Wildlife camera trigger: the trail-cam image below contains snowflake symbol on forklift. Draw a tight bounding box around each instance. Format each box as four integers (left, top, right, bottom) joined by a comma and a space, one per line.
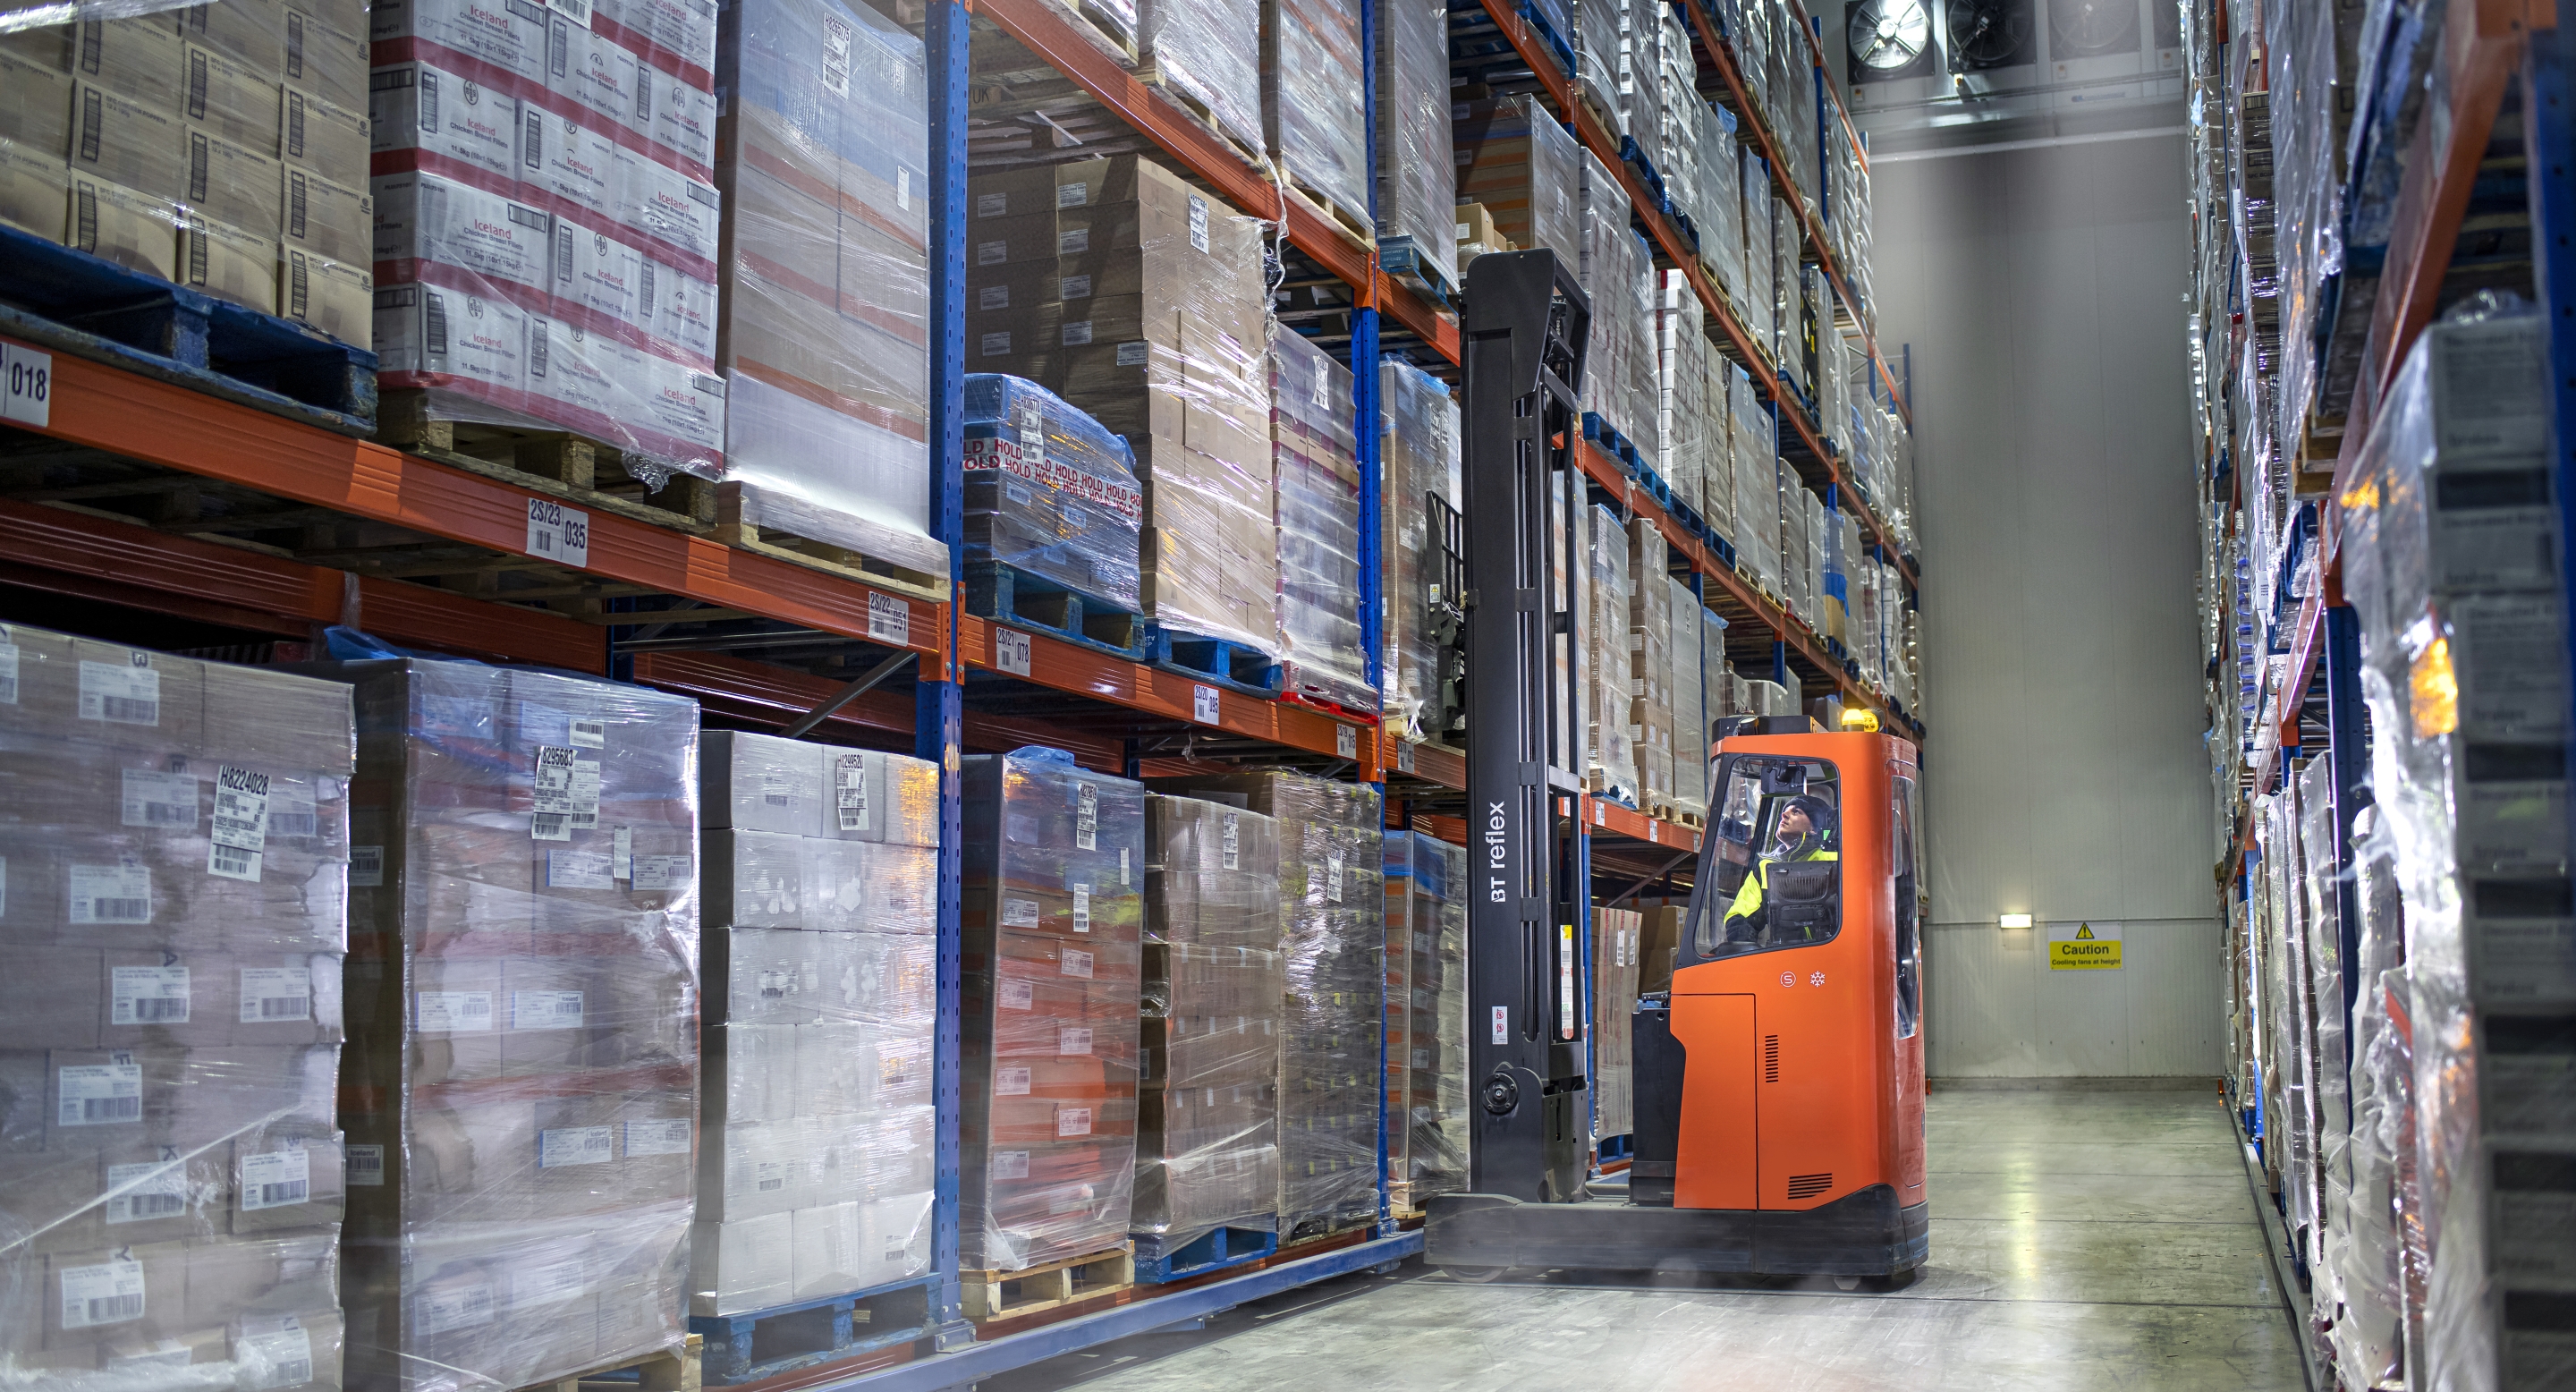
1779, 972, 1794, 988
1809, 972, 1826, 988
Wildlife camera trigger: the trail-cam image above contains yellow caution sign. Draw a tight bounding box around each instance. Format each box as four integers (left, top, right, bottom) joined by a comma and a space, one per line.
2047, 921, 2123, 971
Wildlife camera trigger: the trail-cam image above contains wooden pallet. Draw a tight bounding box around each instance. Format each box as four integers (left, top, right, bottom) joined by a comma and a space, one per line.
1131, 61, 1272, 178
715, 481, 949, 604
963, 1243, 1135, 1322
1281, 172, 1376, 250
377, 389, 717, 536
1667, 806, 1709, 830
513, 1333, 700, 1392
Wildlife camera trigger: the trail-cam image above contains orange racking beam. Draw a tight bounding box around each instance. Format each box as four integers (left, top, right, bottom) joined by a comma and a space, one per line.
7, 337, 949, 661
631, 649, 1134, 770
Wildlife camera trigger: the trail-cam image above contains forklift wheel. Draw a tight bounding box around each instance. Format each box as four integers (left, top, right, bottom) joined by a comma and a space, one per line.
1441, 1265, 1513, 1284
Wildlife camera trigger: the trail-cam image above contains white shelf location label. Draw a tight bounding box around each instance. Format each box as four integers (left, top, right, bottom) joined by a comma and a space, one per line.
867, 592, 909, 647
1335, 724, 1358, 760
524, 498, 589, 567
2, 344, 52, 428
995, 627, 1032, 677
1191, 684, 1220, 725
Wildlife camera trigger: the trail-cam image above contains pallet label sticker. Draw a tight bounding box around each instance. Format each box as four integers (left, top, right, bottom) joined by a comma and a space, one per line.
240, 1145, 313, 1210
58, 1061, 142, 1126
2, 343, 50, 428
111, 964, 190, 1025
996, 626, 1034, 677
105, 1156, 190, 1222
59, 1257, 145, 1328
868, 591, 910, 646
209, 765, 271, 881
2047, 921, 2123, 971
117, 767, 191, 828
524, 497, 590, 566
241, 967, 313, 1023
346, 1144, 384, 1185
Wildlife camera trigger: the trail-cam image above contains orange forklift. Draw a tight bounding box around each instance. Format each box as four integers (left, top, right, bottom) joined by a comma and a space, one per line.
1422, 250, 1928, 1283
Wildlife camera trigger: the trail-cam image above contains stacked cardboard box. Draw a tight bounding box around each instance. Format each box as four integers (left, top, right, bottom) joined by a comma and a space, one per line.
963, 373, 1146, 612
1671, 575, 1708, 819
369, 0, 728, 475
1135, 795, 1282, 1244
1689, 99, 1742, 306
1628, 517, 1673, 811
1383, 830, 1467, 1210
1148, 772, 1381, 1239
0, 627, 354, 1388
691, 733, 937, 1315
1268, 323, 1375, 711
1374, 0, 1454, 293
1730, 373, 1781, 594
328, 659, 699, 1390
0, 2, 371, 340
965, 157, 1278, 655
1657, 268, 1708, 520
1259, 0, 1367, 233
1578, 148, 1658, 458
1572, 0, 1621, 140
1586, 504, 1638, 803
1453, 95, 1580, 267
1738, 152, 1772, 373
1590, 907, 1640, 1142
1136, 0, 1262, 157
1378, 360, 1462, 746
960, 750, 1145, 1271
1613, 0, 1663, 176
715, 0, 945, 576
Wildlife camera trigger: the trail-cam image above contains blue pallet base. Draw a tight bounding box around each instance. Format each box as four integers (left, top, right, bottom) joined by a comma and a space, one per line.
1596, 1133, 1634, 1161
1131, 1223, 1280, 1284
0, 223, 375, 434
963, 560, 1148, 661
1377, 237, 1457, 309
1141, 622, 1284, 699
1518, 0, 1577, 75
687, 1277, 937, 1386
1707, 530, 1737, 568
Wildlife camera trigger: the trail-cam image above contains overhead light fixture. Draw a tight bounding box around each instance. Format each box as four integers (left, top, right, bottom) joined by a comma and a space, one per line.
1999, 912, 2034, 929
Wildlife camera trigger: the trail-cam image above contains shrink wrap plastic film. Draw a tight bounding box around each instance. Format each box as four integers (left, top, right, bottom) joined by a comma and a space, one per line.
1739, 153, 1774, 381
963, 374, 1145, 613
1136, 0, 1263, 156
1657, 269, 1707, 519
0, 624, 354, 1391
1729, 370, 1780, 592
714, 0, 945, 575
2328, 806, 2411, 1387
1379, 360, 1462, 746
1453, 95, 1581, 267
1259, 0, 1368, 231
1148, 773, 1380, 1239
1578, 149, 1655, 461
1268, 324, 1376, 711
960, 750, 1144, 1273
1383, 832, 1467, 1206
1590, 908, 1639, 1141
1628, 517, 1672, 806
312, 658, 699, 1392
369, 0, 731, 480
1671, 575, 1709, 817
1374, 0, 1454, 290
966, 157, 1280, 655
1587, 504, 1638, 803
1572, 0, 1622, 139
691, 733, 936, 1317
2335, 300, 2576, 1392
1135, 796, 1282, 1245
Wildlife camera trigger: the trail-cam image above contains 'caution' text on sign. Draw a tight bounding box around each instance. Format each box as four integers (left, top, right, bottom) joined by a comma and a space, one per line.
2046, 921, 2123, 971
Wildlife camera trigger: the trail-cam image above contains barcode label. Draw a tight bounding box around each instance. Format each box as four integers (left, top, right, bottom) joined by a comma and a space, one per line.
1056, 1105, 1093, 1136
568, 717, 606, 748
995, 627, 1032, 677
631, 853, 687, 890
1002, 897, 1039, 928
1116, 340, 1148, 367
752, 1158, 787, 1192
868, 591, 910, 646
837, 752, 871, 831
79, 659, 159, 725
59, 1258, 146, 1328
105, 1158, 189, 1224
532, 812, 569, 839
511, 989, 584, 1031
1192, 683, 1220, 724
1221, 811, 1240, 870
57, 1063, 142, 1127
547, 849, 614, 888
524, 497, 590, 567
624, 1117, 691, 1156
531, 744, 579, 840
350, 845, 384, 887
111, 966, 191, 1026
346, 1144, 384, 1185
994, 1150, 1030, 1179
539, 1125, 613, 1167
120, 769, 198, 828
1072, 884, 1090, 934
209, 766, 272, 882
0, 640, 17, 703
267, 796, 318, 839
999, 979, 1033, 1011
240, 967, 313, 1023
504, 1255, 586, 1311
1061, 947, 1093, 979
1326, 853, 1344, 902
1075, 782, 1098, 851
1058, 1026, 1092, 1057
417, 990, 494, 1032
1187, 193, 1209, 252
996, 1065, 1031, 1096
237, 1324, 314, 1390
69, 864, 151, 924
418, 1282, 494, 1335
240, 1147, 311, 1210
1336, 724, 1359, 760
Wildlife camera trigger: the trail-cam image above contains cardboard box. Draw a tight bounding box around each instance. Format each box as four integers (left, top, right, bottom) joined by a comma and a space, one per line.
368, 56, 517, 180
179, 210, 281, 313
70, 81, 182, 202
0, 136, 68, 242
43, 1241, 188, 1349
280, 2, 369, 111
279, 246, 369, 344
67, 19, 189, 105
282, 160, 367, 263
182, 43, 280, 152
1639, 904, 1683, 994
280, 88, 367, 183
67, 173, 178, 281
0, 49, 72, 155
178, 0, 289, 76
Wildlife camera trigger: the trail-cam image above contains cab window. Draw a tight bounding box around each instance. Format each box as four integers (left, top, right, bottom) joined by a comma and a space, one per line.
1689, 755, 1842, 961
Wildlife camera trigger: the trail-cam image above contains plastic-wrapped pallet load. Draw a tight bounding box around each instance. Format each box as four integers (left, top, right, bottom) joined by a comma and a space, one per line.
1148, 772, 1381, 1240
1554, 495, 1591, 785
2336, 301, 2576, 1392
1693, 102, 1743, 307
1730, 375, 1779, 593
691, 733, 937, 1315
1701, 354, 1737, 542
1657, 269, 1707, 519
1739, 152, 1774, 369
1628, 517, 1674, 811
1701, 603, 1733, 727
1588, 504, 1639, 803
1135, 796, 1283, 1247
1373, 0, 1454, 297
1671, 576, 1708, 819
1134, 0, 1262, 156
1260, 0, 1367, 233
959, 750, 1145, 1273
371, 0, 728, 477
1576, 148, 1631, 438
1590, 908, 1640, 1142
1383, 831, 1468, 1211
0, 628, 354, 1388
1268, 324, 1376, 711
1, 0, 372, 341
1614, 0, 1663, 169
965, 157, 1279, 655
715, 0, 946, 579
1380, 361, 1462, 746
1572, 0, 1622, 139
1453, 94, 1582, 266
963, 374, 1146, 615
326, 658, 700, 1391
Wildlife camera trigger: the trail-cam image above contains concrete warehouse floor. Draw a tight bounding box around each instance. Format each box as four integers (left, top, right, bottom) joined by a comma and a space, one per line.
979, 1088, 2305, 1392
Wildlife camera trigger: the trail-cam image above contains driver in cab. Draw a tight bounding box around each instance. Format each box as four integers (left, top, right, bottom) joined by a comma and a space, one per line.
1723, 794, 1838, 946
